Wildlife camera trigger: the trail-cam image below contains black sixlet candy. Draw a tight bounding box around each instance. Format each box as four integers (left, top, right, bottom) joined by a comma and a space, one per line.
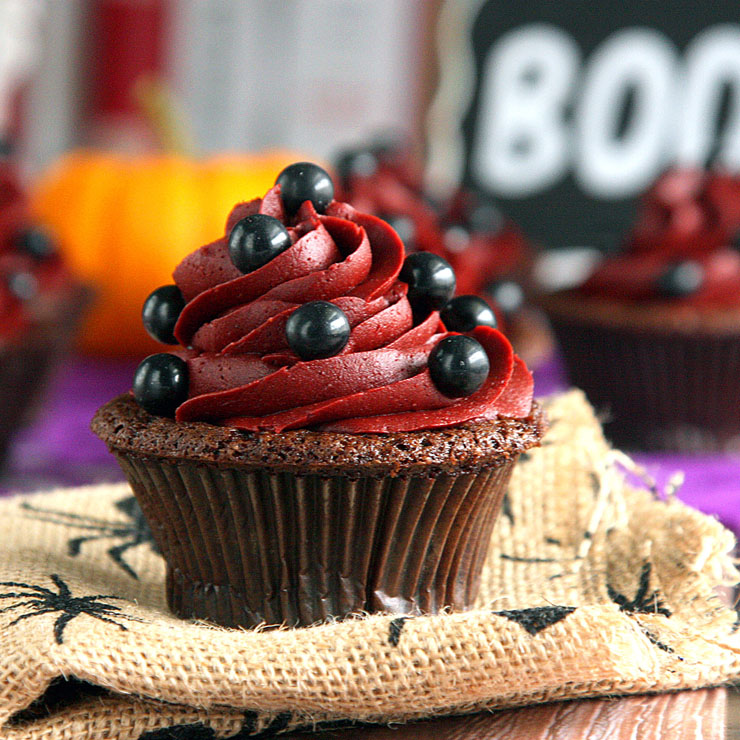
275, 162, 334, 216
133, 353, 189, 417
335, 148, 378, 186
440, 295, 497, 332
17, 227, 56, 260
369, 130, 406, 161
228, 213, 291, 273
466, 196, 504, 234
142, 285, 185, 344
399, 252, 456, 317
286, 301, 350, 360
443, 225, 471, 253
7, 271, 38, 301
657, 260, 704, 297
486, 280, 524, 315
379, 213, 416, 250
731, 229, 740, 252
429, 335, 490, 398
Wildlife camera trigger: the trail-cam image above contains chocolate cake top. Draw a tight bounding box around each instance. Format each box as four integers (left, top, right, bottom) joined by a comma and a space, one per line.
93, 393, 546, 478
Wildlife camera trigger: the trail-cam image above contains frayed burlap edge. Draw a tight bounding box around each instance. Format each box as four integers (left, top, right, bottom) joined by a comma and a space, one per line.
1, 390, 738, 740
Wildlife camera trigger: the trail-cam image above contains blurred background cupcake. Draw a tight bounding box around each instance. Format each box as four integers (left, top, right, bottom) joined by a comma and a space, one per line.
334, 134, 553, 368
541, 167, 740, 452
0, 1, 91, 469
0, 143, 90, 466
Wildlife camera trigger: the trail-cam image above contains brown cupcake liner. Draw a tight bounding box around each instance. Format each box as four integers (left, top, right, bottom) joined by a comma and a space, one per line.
0, 284, 91, 466
113, 452, 516, 628
550, 317, 740, 452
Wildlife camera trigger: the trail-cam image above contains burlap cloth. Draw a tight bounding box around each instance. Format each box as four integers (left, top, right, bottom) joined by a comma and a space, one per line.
1, 391, 739, 740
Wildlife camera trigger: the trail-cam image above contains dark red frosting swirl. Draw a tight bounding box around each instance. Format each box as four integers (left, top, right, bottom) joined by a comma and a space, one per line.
170, 186, 533, 432
579, 168, 740, 307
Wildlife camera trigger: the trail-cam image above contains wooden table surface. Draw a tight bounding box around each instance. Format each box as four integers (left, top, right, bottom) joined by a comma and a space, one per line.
278, 687, 738, 739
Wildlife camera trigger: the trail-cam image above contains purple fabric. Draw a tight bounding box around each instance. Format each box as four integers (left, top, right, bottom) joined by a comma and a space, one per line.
1, 353, 738, 539
531, 353, 569, 397
0, 357, 135, 494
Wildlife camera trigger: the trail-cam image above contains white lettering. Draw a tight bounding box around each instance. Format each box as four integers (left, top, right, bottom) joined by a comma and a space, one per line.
676, 25, 740, 170
472, 24, 579, 197
467, 22, 740, 200
575, 29, 677, 198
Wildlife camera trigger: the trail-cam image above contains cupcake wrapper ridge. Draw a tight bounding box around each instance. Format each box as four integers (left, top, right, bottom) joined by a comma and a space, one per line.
551, 318, 740, 452
114, 453, 515, 628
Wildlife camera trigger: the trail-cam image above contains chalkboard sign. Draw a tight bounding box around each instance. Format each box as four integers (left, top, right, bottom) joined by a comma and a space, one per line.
427, 1, 740, 249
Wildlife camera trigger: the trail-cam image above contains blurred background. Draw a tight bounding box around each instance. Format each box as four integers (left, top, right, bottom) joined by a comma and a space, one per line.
11, 0, 430, 171
1, 0, 739, 532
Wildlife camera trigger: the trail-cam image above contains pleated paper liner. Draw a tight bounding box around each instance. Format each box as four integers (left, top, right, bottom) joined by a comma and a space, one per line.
549, 317, 740, 452
114, 454, 515, 628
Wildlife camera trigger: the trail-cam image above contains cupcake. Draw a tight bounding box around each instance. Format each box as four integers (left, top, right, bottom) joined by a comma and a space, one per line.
0, 147, 90, 464
541, 167, 740, 452
92, 162, 546, 629
335, 139, 552, 367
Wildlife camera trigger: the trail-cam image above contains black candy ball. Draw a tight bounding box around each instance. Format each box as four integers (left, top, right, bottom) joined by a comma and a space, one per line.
486, 280, 524, 315
142, 285, 185, 344
379, 213, 416, 250
275, 162, 335, 216
17, 227, 56, 260
369, 131, 404, 158
132, 353, 189, 417
440, 295, 497, 332
657, 261, 704, 297
443, 225, 471, 254
731, 229, 740, 251
429, 335, 490, 398
399, 252, 456, 317
7, 271, 38, 301
335, 148, 378, 186
228, 213, 291, 273
467, 196, 504, 234
285, 301, 350, 360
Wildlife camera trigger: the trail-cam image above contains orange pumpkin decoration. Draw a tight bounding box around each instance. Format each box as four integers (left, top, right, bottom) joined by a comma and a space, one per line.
30, 150, 305, 356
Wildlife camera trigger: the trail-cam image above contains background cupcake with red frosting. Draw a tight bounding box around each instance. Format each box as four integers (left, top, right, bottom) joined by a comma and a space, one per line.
93, 162, 546, 629
334, 136, 553, 369
0, 142, 89, 466
541, 166, 740, 452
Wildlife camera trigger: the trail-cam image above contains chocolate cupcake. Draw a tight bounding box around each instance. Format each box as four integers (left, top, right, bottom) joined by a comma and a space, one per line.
93, 162, 546, 629
542, 168, 740, 452
0, 150, 89, 465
